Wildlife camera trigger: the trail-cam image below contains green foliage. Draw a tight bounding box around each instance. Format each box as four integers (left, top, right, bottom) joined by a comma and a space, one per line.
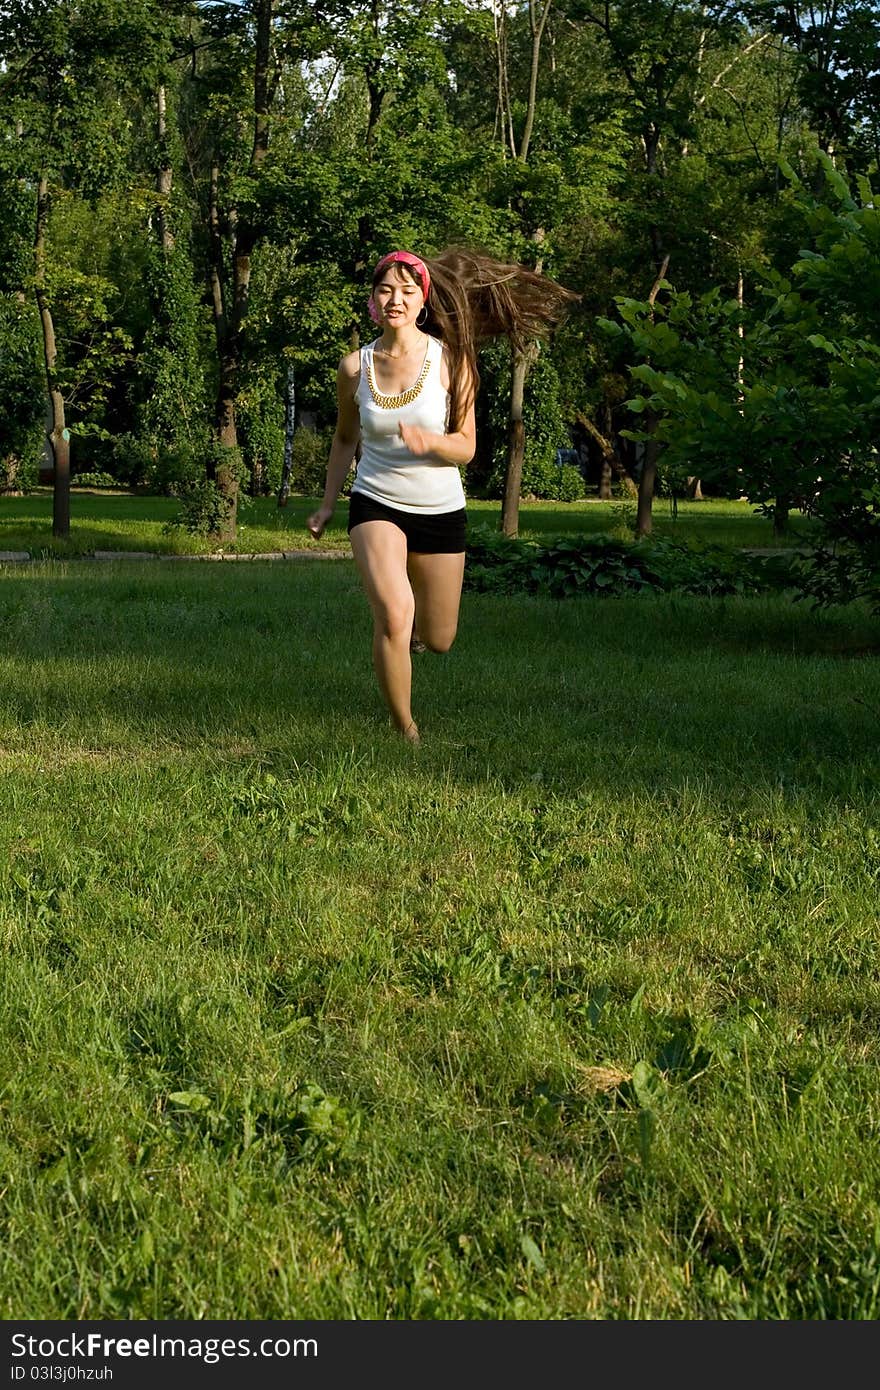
71, 470, 119, 489
0, 295, 44, 489
641, 538, 792, 597
43, 208, 136, 428
162, 440, 247, 537
601, 159, 880, 611
135, 243, 211, 459
163, 481, 236, 539
524, 461, 585, 503
282, 427, 341, 497
99, 433, 201, 496
525, 535, 657, 598
464, 525, 787, 600
237, 368, 286, 495
481, 344, 573, 500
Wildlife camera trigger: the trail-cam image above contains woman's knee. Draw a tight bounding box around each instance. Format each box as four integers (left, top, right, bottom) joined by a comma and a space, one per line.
374, 595, 415, 641
422, 623, 457, 654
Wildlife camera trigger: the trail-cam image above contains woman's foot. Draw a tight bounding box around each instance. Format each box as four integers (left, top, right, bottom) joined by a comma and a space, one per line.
401, 719, 421, 745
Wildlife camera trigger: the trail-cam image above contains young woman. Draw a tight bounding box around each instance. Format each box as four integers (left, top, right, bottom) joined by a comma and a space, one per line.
308, 247, 577, 743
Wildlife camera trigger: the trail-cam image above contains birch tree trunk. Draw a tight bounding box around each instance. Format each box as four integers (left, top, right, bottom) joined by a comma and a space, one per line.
156, 84, 174, 254
34, 173, 70, 537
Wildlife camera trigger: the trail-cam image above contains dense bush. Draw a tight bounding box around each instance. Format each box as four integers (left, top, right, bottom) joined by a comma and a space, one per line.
162, 440, 246, 535
521, 459, 585, 502
476, 340, 576, 501
0, 295, 44, 493
163, 480, 237, 538
71, 470, 119, 489
284, 427, 343, 496
464, 525, 790, 599
464, 526, 655, 597
238, 368, 286, 495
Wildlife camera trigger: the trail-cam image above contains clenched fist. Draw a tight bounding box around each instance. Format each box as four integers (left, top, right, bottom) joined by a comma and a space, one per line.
398, 423, 436, 457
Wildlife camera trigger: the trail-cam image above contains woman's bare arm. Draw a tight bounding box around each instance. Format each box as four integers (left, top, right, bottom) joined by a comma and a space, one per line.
398, 353, 476, 465
307, 353, 361, 538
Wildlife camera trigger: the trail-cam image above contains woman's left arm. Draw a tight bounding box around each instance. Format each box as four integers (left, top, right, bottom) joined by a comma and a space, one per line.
398, 355, 476, 465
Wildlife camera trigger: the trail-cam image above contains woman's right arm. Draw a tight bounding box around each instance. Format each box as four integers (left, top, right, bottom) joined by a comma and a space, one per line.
307, 353, 361, 539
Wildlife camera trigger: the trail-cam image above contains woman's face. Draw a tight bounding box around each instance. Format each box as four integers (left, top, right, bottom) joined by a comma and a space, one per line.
372, 265, 425, 329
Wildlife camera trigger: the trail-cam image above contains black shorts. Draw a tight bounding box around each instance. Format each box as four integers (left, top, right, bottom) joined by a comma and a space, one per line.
347, 491, 467, 554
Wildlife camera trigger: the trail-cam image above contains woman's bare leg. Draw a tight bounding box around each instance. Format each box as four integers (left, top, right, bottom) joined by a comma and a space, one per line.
349, 521, 419, 739
406, 551, 466, 653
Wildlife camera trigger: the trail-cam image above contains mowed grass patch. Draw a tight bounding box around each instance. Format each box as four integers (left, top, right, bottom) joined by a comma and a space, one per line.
0, 490, 817, 556
0, 490, 344, 557
0, 559, 878, 1319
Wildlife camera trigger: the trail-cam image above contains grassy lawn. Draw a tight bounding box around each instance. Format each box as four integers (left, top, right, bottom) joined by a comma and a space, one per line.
1, 557, 878, 1319
0, 489, 819, 556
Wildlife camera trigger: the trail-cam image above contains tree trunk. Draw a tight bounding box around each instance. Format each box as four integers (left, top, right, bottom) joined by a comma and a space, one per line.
493, 0, 516, 155
156, 85, 174, 253
636, 430, 659, 538
599, 456, 612, 500
686, 476, 703, 499
204, 0, 277, 543
773, 495, 790, 536
576, 411, 638, 497
520, 0, 554, 163
501, 342, 529, 537
278, 362, 296, 507
34, 173, 70, 537
498, 6, 552, 536
632, 256, 670, 536
350, 8, 387, 349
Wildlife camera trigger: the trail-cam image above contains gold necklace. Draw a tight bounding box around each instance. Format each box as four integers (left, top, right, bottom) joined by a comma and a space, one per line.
366, 344, 431, 410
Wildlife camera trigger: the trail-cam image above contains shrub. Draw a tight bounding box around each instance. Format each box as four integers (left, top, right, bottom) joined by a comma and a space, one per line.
71, 470, 119, 489
0, 294, 43, 492
284, 427, 345, 496
464, 526, 790, 599
464, 526, 655, 598
238, 370, 286, 495
638, 539, 783, 597
522, 458, 585, 502
163, 481, 234, 538
163, 441, 246, 537
528, 536, 656, 597
0, 437, 41, 494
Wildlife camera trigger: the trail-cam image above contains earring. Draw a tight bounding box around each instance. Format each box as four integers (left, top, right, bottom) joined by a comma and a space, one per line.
416, 307, 428, 326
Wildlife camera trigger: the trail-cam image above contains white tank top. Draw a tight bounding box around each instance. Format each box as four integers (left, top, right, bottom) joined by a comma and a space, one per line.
352, 334, 467, 514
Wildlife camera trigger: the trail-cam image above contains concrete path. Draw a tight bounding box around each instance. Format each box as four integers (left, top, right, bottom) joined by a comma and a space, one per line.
0, 549, 349, 564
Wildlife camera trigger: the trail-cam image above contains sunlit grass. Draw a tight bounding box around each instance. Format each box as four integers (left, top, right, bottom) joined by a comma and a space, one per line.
0, 489, 818, 558
0, 559, 877, 1319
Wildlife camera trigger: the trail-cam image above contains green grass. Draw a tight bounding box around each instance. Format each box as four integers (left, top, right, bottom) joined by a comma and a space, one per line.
0, 489, 819, 557
1, 558, 878, 1319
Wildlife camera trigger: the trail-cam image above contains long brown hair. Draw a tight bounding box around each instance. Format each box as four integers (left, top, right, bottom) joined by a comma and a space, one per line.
370, 247, 579, 432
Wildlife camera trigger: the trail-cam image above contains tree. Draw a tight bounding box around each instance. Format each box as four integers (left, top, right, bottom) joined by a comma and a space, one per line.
746, 1, 880, 172
601, 156, 880, 608
0, 0, 169, 534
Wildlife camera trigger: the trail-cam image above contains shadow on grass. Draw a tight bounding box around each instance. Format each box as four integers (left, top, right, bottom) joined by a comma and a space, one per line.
0, 562, 877, 806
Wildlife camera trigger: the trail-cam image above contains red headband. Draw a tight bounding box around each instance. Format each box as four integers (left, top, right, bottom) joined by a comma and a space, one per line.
373, 250, 431, 301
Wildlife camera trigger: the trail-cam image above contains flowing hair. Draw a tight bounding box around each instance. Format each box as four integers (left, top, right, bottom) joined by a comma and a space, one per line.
370, 247, 579, 433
